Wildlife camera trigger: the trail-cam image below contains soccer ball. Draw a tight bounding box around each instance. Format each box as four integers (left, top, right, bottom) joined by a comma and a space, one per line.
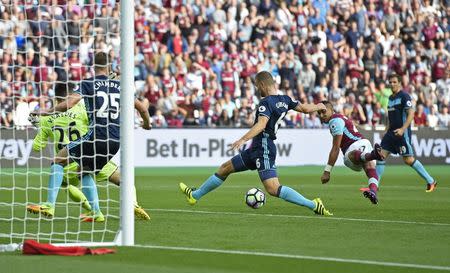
245, 188, 266, 209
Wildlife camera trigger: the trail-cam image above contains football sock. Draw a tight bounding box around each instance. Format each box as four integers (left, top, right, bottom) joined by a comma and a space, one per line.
192, 173, 224, 200
376, 160, 385, 182
46, 163, 64, 206
277, 186, 315, 209
81, 174, 100, 213
411, 160, 434, 184
369, 181, 378, 192
364, 168, 379, 192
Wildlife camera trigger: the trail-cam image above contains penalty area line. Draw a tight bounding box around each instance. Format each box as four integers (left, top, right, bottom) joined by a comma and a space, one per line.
134, 244, 450, 271
151, 208, 450, 227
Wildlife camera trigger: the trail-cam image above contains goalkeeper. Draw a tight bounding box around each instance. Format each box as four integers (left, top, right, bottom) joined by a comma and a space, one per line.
28, 83, 150, 220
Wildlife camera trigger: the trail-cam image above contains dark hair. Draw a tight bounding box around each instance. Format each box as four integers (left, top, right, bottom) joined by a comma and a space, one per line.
94, 52, 108, 70
54, 82, 75, 100
255, 71, 275, 94
321, 100, 333, 110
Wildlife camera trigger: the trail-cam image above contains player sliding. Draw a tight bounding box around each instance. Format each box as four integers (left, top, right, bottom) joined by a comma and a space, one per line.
318, 101, 384, 204
376, 74, 437, 192
28, 52, 151, 222
180, 71, 333, 216
28, 83, 150, 220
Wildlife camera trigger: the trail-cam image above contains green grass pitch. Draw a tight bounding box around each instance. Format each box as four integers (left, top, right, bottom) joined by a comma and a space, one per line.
0, 166, 449, 273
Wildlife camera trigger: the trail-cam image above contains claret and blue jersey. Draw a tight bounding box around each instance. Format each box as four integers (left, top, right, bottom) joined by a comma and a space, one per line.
327, 113, 364, 154
231, 95, 298, 181
381, 90, 414, 156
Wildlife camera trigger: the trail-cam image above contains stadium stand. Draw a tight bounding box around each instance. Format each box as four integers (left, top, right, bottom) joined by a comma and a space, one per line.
0, 0, 449, 129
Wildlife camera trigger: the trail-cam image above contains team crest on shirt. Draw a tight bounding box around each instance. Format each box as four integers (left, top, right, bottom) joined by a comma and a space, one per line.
259, 106, 266, 112
73, 85, 80, 92
406, 101, 412, 107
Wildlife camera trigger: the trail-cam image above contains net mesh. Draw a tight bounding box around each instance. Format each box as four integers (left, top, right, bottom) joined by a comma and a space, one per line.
0, 1, 122, 245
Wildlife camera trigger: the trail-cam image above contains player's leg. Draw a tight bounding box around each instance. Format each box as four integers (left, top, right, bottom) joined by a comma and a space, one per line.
352, 143, 384, 163
262, 176, 332, 216
78, 139, 117, 222
376, 133, 395, 183
27, 147, 70, 217
106, 167, 151, 220
362, 161, 379, 204
180, 160, 234, 205
403, 156, 437, 192
65, 163, 91, 211
398, 131, 437, 191
179, 151, 252, 205
80, 172, 104, 222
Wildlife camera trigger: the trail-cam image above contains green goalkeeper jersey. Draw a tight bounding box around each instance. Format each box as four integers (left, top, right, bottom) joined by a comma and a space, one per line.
33, 102, 89, 153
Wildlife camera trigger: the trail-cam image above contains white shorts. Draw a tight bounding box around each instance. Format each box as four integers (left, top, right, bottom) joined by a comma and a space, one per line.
110, 148, 121, 166
344, 139, 373, 172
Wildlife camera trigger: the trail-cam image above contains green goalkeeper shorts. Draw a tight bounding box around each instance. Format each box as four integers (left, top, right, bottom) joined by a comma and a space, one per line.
63, 162, 81, 186
95, 161, 118, 182
64, 161, 118, 186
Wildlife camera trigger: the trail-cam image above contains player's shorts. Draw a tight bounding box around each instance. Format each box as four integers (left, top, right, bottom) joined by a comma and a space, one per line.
95, 161, 118, 182
344, 139, 373, 172
381, 130, 414, 156
63, 161, 118, 186
231, 136, 277, 181
63, 162, 81, 186
67, 134, 120, 174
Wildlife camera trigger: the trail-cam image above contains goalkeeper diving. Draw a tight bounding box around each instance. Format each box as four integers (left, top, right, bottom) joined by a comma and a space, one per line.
27, 82, 151, 221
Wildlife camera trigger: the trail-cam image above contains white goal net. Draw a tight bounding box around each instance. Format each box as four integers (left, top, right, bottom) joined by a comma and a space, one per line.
0, 1, 133, 247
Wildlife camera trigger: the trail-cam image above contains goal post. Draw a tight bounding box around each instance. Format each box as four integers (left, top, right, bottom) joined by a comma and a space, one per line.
119, 0, 135, 246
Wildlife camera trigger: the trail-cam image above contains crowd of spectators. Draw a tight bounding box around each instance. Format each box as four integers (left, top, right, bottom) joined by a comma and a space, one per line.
0, 0, 449, 130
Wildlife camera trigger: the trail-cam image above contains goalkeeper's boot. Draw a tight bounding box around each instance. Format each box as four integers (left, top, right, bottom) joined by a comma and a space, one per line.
426, 181, 437, 193
179, 182, 197, 205
27, 202, 55, 218
81, 211, 105, 223
312, 198, 333, 216
134, 204, 151, 220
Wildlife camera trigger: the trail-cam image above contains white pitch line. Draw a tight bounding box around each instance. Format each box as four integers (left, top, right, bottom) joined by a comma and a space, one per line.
134, 244, 450, 271
143, 184, 450, 190
151, 208, 450, 227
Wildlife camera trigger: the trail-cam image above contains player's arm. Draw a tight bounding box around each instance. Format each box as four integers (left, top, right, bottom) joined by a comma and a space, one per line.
231, 116, 269, 151
394, 108, 414, 137
321, 134, 343, 184
32, 120, 49, 152
294, 102, 326, 114
134, 99, 152, 130
33, 93, 82, 116
321, 118, 345, 184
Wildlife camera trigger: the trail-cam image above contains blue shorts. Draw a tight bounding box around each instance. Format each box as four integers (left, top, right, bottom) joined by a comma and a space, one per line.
231, 138, 277, 181
68, 133, 120, 174
381, 130, 414, 156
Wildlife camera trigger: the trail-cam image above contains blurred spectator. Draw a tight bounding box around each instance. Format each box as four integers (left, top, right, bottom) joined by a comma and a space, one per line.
438, 106, 450, 127
304, 112, 322, 128
427, 105, 439, 128
0, 0, 448, 130
414, 104, 428, 127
